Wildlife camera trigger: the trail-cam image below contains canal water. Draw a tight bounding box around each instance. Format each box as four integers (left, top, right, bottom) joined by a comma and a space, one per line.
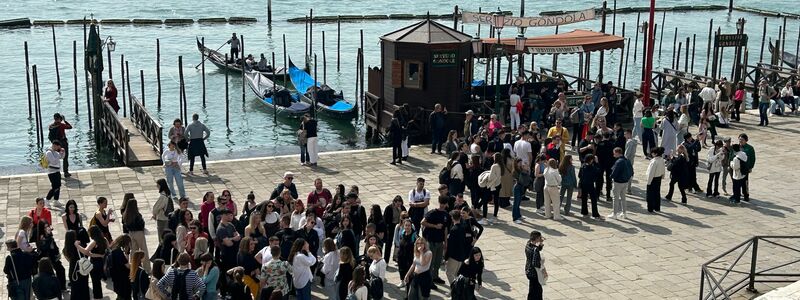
0, 0, 797, 174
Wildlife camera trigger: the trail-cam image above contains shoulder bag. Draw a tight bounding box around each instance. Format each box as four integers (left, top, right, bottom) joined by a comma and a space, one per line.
77, 248, 93, 276
6, 253, 19, 291
535, 256, 548, 286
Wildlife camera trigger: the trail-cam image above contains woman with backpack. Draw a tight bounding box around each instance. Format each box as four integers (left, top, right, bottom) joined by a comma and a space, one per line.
153, 179, 173, 243
63, 230, 90, 300
446, 152, 465, 196
456, 247, 485, 299
75, 225, 108, 299
347, 266, 369, 300
130, 250, 150, 300
109, 235, 133, 300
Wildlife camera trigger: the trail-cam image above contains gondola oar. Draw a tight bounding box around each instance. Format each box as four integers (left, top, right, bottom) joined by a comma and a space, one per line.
195, 40, 228, 69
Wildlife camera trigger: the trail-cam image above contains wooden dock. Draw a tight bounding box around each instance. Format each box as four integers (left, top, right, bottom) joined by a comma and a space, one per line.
97, 96, 163, 167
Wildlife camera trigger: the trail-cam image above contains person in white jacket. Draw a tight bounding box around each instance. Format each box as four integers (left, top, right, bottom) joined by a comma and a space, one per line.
632, 96, 644, 141
542, 159, 562, 221
479, 153, 503, 224
729, 144, 748, 203
645, 147, 666, 213
705, 140, 724, 198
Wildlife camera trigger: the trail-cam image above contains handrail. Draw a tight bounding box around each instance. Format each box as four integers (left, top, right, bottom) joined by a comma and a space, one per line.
130, 95, 164, 155
699, 236, 800, 300
98, 102, 129, 164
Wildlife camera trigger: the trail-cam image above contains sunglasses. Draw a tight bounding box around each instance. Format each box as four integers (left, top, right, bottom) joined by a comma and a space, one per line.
287, 177, 294, 180
190, 227, 198, 230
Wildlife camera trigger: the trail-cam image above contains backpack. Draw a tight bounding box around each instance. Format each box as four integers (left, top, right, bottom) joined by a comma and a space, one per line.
738, 158, 750, 175
171, 269, 190, 300
368, 277, 384, 300
48, 126, 60, 142
438, 165, 452, 185
39, 152, 49, 169
164, 197, 175, 218
477, 170, 492, 188
103, 249, 113, 279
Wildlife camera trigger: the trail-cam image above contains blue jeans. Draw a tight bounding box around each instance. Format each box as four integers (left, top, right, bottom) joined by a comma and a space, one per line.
300, 145, 309, 163
560, 186, 574, 214
770, 99, 785, 114
9, 278, 31, 300
759, 102, 770, 125
164, 166, 185, 198
632, 117, 642, 141
296, 280, 312, 300
512, 183, 524, 220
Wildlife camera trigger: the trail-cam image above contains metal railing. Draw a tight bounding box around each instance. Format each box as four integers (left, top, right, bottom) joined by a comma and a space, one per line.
699, 236, 800, 300
130, 95, 164, 156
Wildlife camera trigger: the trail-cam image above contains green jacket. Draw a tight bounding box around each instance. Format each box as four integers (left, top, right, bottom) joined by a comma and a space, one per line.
742, 144, 755, 170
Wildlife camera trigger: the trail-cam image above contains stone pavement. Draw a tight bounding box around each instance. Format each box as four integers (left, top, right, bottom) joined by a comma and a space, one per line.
2, 111, 800, 300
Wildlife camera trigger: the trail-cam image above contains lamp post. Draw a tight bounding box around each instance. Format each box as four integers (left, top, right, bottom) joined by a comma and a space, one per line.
733, 18, 745, 86
103, 36, 116, 79
492, 11, 505, 115
515, 33, 527, 76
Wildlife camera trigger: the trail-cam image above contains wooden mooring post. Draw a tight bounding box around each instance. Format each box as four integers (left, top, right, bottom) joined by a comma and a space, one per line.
32, 65, 42, 147
241, 35, 246, 103
225, 54, 230, 129
759, 17, 767, 63
671, 28, 678, 69
624, 37, 631, 89
684, 37, 690, 73
322, 31, 327, 84
618, 22, 625, 86
157, 39, 162, 108
705, 19, 713, 76
658, 11, 666, 59
267, 0, 272, 25
24, 41, 32, 119
51, 25, 61, 90
126, 61, 133, 107
633, 13, 640, 63
599, 0, 607, 81
313, 54, 318, 116
691, 34, 696, 74
73, 40, 78, 114
283, 34, 288, 83
200, 38, 205, 107
121, 54, 127, 117
178, 56, 185, 122
106, 43, 113, 80
337, 19, 341, 72
272, 51, 277, 124
140, 70, 145, 108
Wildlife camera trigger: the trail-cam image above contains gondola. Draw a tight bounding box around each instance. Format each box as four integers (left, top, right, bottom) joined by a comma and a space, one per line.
288, 59, 357, 118
768, 41, 799, 69
244, 70, 311, 117
196, 37, 287, 79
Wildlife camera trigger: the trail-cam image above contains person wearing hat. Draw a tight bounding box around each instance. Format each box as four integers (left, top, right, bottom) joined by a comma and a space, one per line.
757, 79, 777, 126
270, 172, 299, 200
464, 110, 480, 138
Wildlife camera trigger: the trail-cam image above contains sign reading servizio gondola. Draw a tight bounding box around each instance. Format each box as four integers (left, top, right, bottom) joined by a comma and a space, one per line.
527, 46, 585, 54
714, 34, 748, 48
461, 8, 596, 28
431, 50, 457, 67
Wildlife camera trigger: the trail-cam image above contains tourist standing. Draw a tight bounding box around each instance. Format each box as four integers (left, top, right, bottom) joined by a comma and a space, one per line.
407, 178, 431, 231
336, 247, 356, 300
123, 199, 150, 272
559, 155, 577, 216
510, 88, 522, 130
444, 210, 468, 285
109, 235, 133, 300
163, 141, 186, 199
421, 196, 450, 289
103, 79, 120, 113
383, 196, 406, 262
660, 111, 678, 157
623, 129, 638, 193
34, 221, 66, 291
185, 113, 211, 175
32, 258, 60, 300
390, 111, 405, 165
732, 82, 744, 121
543, 159, 562, 221
645, 147, 666, 213
404, 237, 433, 300
153, 179, 172, 242
347, 266, 369, 300
706, 140, 724, 198
729, 144, 748, 203
525, 231, 547, 300
512, 158, 531, 223
399, 104, 412, 161
739, 133, 755, 202
429, 103, 448, 154
757, 79, 776, 126
76, 226, 108, 299
632, 95, 644, 141
63, 230, 90, 300
665, 145, 691, 203
260, 246, 291, 298
48, 113, 72, 178
464, 110, 481, 138
303, 114, 319, 166
289, 238, 316, 300
169, 118, 188, 151
130, 251, 150, 300
609, 147, 633, 219
4, 239, 35, 300
91, 197, 114, 242
321, 239, 340, 300
44, 141, 65, 206
158, 253, 206, 300
682, 133, 703, 193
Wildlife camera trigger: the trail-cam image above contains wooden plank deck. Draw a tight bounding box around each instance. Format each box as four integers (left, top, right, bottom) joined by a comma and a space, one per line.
120, 118, 162, 167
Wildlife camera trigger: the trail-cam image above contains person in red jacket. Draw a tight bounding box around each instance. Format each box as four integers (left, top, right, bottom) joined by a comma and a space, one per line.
29, 198, 52, 228
307, 178, 332, 218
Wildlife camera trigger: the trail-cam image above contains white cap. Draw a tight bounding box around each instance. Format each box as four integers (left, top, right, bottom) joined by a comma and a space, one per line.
466, 110, 474, 115
283, 171, 294, 178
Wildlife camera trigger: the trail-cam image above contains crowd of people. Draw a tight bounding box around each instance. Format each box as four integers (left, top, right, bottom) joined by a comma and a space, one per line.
9, 71, 774, 300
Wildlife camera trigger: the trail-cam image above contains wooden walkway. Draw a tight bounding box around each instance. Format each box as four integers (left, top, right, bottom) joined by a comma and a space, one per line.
97, 96, 163, 167
119, 118, 161, 167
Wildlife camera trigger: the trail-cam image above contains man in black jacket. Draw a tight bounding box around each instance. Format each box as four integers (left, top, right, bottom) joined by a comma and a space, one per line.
429, 103, 448, 154
445, 210, 468, 285
347, 193, 367, 252
681, 132, 704, 193
168, 197, 190, 233
595, 132, 616, 201
270, 172, 299, 200
4, 239, 35, 300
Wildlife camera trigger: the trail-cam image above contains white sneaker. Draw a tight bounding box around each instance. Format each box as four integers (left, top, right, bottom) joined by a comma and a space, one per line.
514, 219, 523, 224
487, 217, 497, 223
618, 213, 626, 219
607, 213, 617, 219
477, 219, 488, 225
